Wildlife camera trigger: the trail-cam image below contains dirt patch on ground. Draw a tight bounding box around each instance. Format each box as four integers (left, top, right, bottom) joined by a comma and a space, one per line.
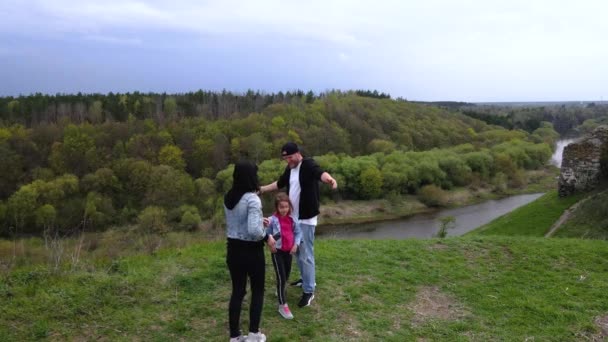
408, 286, 469, 326
594, 315, 608, 340
501, 245, 514, 261
575, 314, 608, 341
461, 244, 491, 265
333, 313, 365, 340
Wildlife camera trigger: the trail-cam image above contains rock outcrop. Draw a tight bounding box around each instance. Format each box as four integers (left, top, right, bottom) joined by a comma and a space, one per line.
558, 125, 608, 197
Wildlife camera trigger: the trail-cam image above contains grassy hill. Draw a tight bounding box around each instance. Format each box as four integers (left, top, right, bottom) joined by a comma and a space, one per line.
2, 237, 608, 341
554, 189, 608, 239
467, 190, 586, 237
468, 188, 607, 239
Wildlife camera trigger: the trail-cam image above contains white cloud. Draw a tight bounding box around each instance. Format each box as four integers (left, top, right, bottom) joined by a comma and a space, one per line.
3, 0, 608, 51
338, 52, 350, 61
83, 35, 142, 45
0, 0, 375, 47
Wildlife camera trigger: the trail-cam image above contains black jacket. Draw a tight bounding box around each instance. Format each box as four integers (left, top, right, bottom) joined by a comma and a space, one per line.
277, 158, 324, 220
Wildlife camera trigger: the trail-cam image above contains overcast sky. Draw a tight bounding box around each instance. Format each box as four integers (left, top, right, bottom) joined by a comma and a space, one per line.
1, 0, 607, 102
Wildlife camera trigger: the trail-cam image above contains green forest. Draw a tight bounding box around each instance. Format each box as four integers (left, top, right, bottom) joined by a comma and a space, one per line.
2, 90, 606, 238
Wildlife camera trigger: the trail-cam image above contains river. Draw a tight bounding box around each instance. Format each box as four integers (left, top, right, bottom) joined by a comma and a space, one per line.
317, 193, 544, 239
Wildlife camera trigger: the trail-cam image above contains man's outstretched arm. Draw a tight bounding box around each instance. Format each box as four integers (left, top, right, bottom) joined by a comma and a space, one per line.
321, 172, 338, 189
259, 181, 279, 194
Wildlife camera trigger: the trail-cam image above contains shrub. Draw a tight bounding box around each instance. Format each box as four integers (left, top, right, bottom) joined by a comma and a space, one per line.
418, 184, 448, 207
508, 169, 527, 188
178, 205, 202, 231
359, 167, 383, 199
491, 172, 508, 193
436, 216, 456, 238
137, 206, 169, 235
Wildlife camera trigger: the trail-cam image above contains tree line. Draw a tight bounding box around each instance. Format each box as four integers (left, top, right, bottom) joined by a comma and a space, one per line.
460, 103, 608, 136
0, 89, 354, 126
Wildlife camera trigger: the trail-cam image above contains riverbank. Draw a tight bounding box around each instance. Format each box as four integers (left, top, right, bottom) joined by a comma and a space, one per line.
318, 166, 559, 227
467, 190, 586, 237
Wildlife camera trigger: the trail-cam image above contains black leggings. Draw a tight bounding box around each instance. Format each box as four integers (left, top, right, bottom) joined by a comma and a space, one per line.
227, 239, 265, 338
271, 250, 293, 305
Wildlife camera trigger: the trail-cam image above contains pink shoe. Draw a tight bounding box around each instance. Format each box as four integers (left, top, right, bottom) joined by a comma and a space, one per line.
278, 304, 294, 319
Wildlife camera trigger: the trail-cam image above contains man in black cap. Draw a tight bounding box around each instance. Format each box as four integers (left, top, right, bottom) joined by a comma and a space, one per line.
260, 142, 337, 308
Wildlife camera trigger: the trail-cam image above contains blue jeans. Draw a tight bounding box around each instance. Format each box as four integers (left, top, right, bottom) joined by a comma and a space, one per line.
296, 223, 316, 293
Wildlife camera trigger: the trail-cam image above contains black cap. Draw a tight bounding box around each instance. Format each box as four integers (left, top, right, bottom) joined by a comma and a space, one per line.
281, 142, 299, 157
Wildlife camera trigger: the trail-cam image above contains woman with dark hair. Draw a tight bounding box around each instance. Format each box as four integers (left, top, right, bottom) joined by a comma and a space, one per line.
224, 161, 275, 342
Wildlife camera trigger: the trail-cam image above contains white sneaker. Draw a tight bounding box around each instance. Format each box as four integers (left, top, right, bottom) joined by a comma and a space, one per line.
229, 336, 248, 342
247, 332, 266, 342
278, 304, 294, 319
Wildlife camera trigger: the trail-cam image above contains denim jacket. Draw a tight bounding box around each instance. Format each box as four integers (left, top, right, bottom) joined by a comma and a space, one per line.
224, 192, 266, 241
266, 214, 302, 251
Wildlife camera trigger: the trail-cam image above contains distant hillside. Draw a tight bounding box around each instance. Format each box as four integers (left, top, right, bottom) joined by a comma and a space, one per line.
459, 101, 608, 135
474, 101, 608, 108
0, 91, 559, 235
410, 101, 475, 110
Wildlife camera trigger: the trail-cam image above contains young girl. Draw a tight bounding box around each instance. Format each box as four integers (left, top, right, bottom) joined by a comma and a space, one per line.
266, 192, 302, 319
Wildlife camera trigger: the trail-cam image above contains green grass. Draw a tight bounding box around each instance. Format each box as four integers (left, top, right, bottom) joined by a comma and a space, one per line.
554, 190, 608, 239
1, 237, 608, 341
467, 190, 586, 237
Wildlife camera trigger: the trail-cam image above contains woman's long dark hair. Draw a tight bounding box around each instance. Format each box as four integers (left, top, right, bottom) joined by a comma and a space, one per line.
224, 160, 260, 209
